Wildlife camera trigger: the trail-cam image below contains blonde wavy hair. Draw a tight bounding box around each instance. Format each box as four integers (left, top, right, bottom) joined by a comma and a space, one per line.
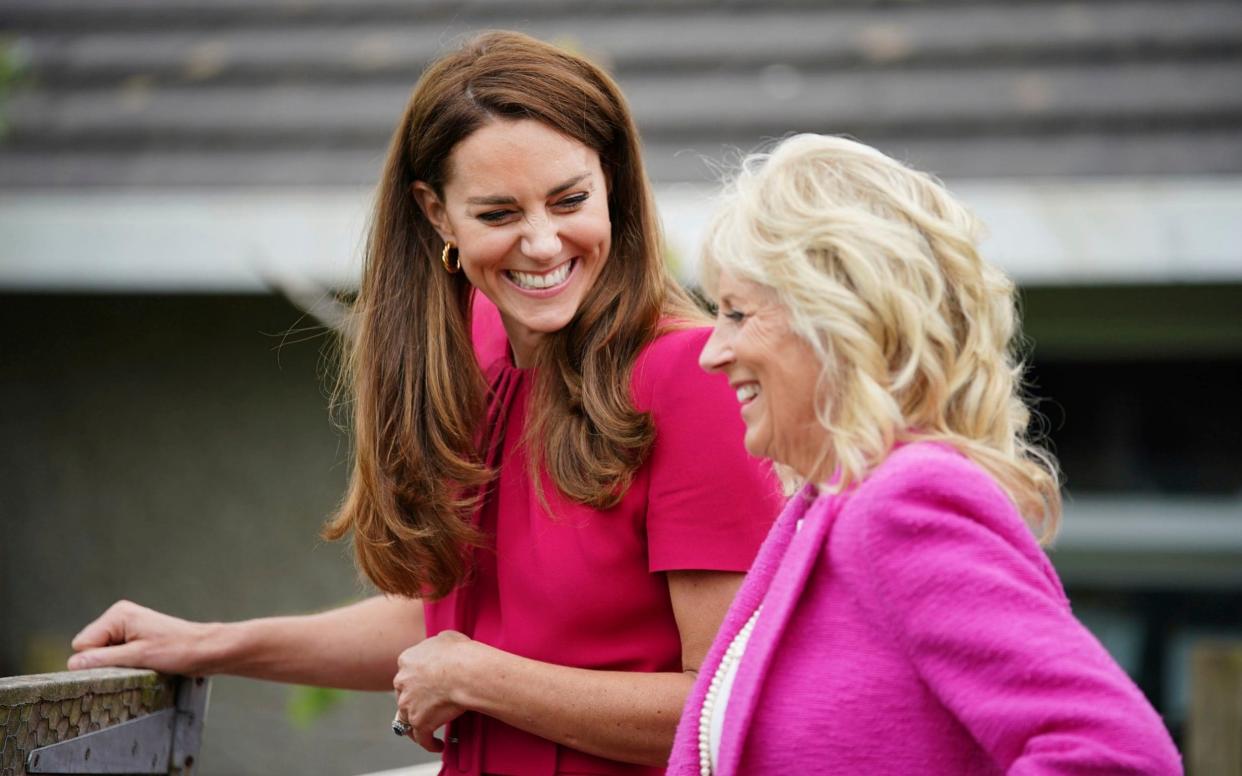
701, 134, 1061, 541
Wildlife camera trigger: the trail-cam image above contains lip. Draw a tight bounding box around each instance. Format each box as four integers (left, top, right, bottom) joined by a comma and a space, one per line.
502, 258, 578, 298
731, 380, 760, 406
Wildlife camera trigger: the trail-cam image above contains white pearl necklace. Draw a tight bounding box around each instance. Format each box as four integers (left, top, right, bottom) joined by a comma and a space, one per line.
697, 605, 763, 776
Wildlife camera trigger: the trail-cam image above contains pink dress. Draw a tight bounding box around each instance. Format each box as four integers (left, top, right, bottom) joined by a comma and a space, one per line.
424, 295, 784, 776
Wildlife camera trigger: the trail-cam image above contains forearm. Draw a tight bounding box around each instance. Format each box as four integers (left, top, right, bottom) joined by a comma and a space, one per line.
460, 644, 693, 767
210, 595, 425, 691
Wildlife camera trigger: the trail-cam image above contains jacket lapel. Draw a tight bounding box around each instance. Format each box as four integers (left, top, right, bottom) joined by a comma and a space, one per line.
717, 487, 843, 776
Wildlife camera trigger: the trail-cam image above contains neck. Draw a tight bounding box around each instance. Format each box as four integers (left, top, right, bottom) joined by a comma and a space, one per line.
782, 426, 835, 485
502, 323, 542, 368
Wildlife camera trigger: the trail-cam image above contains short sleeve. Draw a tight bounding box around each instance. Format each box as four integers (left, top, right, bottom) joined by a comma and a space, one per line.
852, 444, 1182, 775
634, 327, 784, 573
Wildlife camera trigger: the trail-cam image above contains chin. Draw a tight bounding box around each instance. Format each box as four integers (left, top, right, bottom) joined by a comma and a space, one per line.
743, 434, 770, 460
533, 311, 577, 333
513, 312, 576, 338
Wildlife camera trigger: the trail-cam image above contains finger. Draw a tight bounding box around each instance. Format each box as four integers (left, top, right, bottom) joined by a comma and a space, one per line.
66, 642, 146, 671
71, 615, 121, 651
414, 727, 444, 753
71, 603, 136, 650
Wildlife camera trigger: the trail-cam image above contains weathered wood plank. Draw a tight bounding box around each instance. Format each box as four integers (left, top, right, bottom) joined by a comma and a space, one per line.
1189, 642, 1242, 776
13, 2, 1242, 86
4, 128, 1242, 188
8, 61, 1241, 143
0, 669, 196, 776
1, 0, 1239, 186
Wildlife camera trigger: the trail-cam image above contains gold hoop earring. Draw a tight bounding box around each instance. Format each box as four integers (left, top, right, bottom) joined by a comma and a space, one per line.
440, 241, 461, 274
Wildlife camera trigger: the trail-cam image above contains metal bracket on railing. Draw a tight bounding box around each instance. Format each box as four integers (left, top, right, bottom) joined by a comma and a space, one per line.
25, 676, 210, 775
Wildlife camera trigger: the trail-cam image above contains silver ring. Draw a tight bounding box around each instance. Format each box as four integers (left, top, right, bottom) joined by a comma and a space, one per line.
392, 718, 412, 737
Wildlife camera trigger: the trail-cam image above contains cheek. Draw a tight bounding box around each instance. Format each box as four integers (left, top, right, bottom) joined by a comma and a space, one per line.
577, 205, 613, 253
791, 361, 825, 426
773, 341, 822, 424
456, 230, 512, 274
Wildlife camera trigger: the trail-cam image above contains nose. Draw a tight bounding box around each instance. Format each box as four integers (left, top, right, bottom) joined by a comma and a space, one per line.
699, 324, 732, 374
520, 216, 562, 262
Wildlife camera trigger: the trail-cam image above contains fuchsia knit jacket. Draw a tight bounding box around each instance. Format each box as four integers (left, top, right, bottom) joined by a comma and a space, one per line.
667, 442, 1182, 775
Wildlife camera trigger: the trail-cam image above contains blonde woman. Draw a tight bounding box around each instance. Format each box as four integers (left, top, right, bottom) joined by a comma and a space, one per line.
667, 135, 1182, 774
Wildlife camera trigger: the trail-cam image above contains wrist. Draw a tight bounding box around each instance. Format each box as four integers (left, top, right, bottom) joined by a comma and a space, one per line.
193, 619, 238, 675
451, 639, 499, 713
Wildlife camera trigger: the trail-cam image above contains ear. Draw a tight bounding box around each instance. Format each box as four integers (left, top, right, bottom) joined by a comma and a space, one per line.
411, 181, 455, 243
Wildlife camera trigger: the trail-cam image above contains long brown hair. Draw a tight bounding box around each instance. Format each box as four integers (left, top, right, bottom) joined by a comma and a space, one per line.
323, 31, 702, 599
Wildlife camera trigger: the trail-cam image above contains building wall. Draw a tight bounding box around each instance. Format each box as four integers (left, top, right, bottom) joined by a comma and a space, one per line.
0, 293, 437, 775
1021, 283, 1242, 741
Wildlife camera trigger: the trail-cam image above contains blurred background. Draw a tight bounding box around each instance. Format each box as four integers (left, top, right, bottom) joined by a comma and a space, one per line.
1, 1, 1240, 774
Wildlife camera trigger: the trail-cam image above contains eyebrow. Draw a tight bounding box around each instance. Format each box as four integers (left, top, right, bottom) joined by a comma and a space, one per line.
466, 173, 591, 206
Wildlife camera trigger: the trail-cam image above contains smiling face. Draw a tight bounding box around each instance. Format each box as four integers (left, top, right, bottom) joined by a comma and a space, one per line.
699, 269, 829, 478
413, 118, 611, 366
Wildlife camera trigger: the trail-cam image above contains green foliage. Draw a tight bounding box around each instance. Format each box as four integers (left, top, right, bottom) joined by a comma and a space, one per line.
286, 684, 347, 729
0, 37, 31, 141
22, 632, 72, 675
663, 241, 683, 279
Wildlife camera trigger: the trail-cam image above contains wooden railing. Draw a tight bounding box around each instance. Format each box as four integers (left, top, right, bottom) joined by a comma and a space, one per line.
8, 650, 1239, 775
1190, 641, 1242, 776
0, 668, 208, 776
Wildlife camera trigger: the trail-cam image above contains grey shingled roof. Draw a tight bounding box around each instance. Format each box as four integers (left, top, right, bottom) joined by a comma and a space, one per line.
2, 0, 1241, 188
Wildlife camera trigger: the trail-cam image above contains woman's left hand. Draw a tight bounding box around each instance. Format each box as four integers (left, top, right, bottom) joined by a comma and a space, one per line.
393, 629, 483, 752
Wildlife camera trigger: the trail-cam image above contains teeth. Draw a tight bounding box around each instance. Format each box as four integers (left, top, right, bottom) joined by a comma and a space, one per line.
508, 261, 572, 290
736, 384, 759, 403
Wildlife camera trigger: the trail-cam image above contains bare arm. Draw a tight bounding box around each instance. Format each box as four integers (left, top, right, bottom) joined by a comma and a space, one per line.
393, 570, 742, 765
69, 595, 424, 692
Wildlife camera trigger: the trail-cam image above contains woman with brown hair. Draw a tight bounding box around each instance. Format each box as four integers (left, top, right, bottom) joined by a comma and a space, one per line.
66, 32, 781, 775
